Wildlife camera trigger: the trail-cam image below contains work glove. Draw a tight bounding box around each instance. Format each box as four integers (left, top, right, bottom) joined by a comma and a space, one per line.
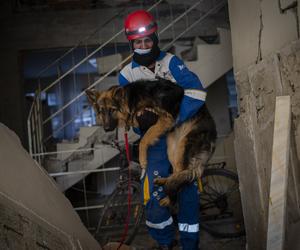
136, 109, 158, 134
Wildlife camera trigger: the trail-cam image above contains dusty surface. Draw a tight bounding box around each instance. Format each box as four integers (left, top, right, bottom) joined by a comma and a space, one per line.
228, 2, 300, 249
128, 225, 246, 250
0, 123, 101, 249
232, 37, 300, 250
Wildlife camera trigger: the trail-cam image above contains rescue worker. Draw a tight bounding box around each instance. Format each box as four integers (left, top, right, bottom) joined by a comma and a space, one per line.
119, 10, 206, 250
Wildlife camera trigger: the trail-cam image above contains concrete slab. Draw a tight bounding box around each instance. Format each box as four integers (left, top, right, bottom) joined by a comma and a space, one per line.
0, 123, 101, 249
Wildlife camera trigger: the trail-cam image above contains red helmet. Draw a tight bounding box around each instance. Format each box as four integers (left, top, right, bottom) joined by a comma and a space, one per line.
124, 10, 158, 41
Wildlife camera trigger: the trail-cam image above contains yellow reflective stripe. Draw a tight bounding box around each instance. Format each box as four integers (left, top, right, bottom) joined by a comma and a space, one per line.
143, 174, 150, 205
197, 177, 203, 192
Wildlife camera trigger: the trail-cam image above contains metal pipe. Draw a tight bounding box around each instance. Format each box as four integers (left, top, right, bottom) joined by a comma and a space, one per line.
169, 2, 175, 41
36, 97, 41, 163
27, 119, 33, 156
43, 106, 87, 143
85, 43, 91, 86
37, 95, 44, 162
159, 0, 204, 35
162, 0, 226, 51
32, 105, 38, 160
27, 97, 37, 157
74, 201, 141, 211
74, 204, 104, 211
49, 167, 120, 177
27, 0, 165, 157
32, 146, 115, 157
36, 11, 123, 80
42, 54, 132, 125
42, 31, 124, 94
40, 0, 224, 146
42, 0, 202, 125
41, 0, 163, 94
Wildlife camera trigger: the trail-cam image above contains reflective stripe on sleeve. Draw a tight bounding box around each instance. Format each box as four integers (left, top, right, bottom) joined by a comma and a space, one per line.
184, 89, 207, 101
146, 217, 173, 229
178, 223, 199, 233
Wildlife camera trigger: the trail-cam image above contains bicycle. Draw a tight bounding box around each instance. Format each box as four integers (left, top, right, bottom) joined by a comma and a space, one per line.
199, 162, 245, 238
94, 139, 144, 246
94, 142, 245, 246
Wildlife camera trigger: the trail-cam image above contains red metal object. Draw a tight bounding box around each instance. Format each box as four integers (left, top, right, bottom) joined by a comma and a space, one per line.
118, 132, 132, 250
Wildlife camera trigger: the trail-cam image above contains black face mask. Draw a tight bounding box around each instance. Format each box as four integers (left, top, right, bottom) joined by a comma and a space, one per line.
133, 43, 161, 67
132, 33, 161, 67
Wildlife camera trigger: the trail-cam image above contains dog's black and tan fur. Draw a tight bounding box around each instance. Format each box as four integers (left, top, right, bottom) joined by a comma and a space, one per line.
86, 79, 217, 206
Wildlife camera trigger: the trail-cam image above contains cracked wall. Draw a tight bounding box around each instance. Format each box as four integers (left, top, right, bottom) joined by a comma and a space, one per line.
229, 0, 299, 72
228, 1, 300, 249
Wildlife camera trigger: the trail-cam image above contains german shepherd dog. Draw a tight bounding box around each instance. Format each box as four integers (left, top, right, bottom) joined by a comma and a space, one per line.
86, 79, 217, 206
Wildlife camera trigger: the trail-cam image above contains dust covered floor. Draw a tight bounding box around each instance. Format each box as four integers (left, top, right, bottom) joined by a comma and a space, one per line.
128, 224, 246, 250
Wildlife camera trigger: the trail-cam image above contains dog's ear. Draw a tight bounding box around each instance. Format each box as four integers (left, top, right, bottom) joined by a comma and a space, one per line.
112, 86, 125, 101
85, 89, 100, 105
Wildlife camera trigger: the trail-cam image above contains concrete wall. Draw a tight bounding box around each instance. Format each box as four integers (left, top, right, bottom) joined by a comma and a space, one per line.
206, 75, 232, 137
0, 123, 100, 249
228, 1, 300, 249
228, 0, 298, 72
0, 199, 76, 250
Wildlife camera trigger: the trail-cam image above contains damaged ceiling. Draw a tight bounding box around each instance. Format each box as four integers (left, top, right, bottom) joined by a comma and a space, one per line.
12, 0, 222, 12
13, 0, 174, 12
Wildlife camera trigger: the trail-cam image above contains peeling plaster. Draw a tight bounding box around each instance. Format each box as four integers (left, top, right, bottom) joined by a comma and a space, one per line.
256, 0, 264, 63
295, 8, 300, 38
280, 43, 300, 158
278, 0, 297, 13
278, 0, 299, 38
229, 1, 300, 249
273, 53, 284, 94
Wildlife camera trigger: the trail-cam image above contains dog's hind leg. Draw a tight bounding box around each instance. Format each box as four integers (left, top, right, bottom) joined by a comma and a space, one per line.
159, 151, 209, 195
155, 128, 189, 207
156, 149, 211, 206
138, 114, 174, 169
175, 150, 211, 185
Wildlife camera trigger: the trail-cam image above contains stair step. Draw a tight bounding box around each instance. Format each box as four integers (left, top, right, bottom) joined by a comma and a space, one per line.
185, 28, 232, 88
55, 144, 120, 191
56, 126, 104, 161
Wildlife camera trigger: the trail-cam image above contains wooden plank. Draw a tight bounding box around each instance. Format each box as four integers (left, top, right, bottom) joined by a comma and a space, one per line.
267, 96, 291, 250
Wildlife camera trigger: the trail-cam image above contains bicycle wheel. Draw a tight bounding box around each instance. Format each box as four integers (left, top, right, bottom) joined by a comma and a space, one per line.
95, 180, 144, 246
200, 168, 245, 238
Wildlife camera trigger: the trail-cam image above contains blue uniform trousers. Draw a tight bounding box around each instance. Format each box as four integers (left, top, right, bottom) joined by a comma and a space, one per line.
141, 136, 200, 250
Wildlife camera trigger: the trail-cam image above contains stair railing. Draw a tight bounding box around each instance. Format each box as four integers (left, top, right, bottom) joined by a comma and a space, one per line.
27, 0, 227, 161
27, 0, 164, 160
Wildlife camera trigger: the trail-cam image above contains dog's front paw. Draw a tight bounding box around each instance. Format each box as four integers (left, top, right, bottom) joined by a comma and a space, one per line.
139, 156, 147, 169
140, 169, 146, 180
159, 197, 171, 207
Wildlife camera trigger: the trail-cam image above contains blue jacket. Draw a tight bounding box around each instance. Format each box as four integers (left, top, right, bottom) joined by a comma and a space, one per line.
119, 51, 206, 124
